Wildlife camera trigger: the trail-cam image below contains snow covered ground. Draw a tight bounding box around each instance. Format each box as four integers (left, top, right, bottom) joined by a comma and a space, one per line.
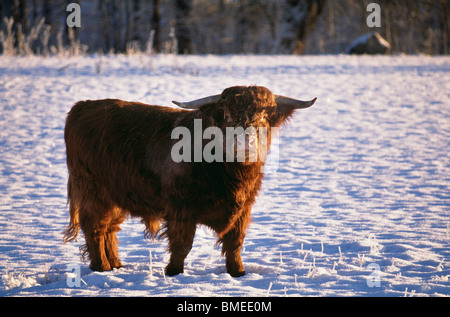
0, 54, 449, 297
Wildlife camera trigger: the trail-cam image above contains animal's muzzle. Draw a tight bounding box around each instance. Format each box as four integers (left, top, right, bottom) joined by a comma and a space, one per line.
232, 129, 259, 162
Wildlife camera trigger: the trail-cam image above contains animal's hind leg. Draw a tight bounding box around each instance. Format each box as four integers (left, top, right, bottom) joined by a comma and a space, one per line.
164, 220, 196, 276
80, 208, 111, 271
79, 201, 119, 272
104, 207, 126, 269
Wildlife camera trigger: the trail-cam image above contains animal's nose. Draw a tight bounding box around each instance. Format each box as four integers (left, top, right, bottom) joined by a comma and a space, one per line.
235, 132, 257, 152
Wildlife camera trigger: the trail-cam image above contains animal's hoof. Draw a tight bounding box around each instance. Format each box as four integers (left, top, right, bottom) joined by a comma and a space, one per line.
109, 261, 123, 270
89, 263, 112, 272
165, 265, 183, 276
229, 270, 245, 278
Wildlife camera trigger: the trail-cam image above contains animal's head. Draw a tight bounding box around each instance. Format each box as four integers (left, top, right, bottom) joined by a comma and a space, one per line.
172, 86, 316, 163
173, 85, 316, 129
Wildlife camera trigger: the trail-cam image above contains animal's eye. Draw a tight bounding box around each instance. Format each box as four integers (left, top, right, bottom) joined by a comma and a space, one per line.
224, 111, 232, 122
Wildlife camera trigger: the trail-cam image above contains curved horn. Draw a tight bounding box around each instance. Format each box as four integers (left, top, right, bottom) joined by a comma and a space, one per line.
275, 95, 317, 109
172, 95, 221, 109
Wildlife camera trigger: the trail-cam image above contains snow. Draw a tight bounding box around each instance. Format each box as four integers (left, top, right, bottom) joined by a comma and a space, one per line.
0, 54, 449, 297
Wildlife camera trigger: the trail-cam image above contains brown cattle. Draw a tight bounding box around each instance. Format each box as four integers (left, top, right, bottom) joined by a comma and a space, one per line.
63, 85, 316, 277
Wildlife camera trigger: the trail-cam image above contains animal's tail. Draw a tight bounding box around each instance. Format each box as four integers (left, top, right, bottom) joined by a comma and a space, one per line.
63, 177, 80, 244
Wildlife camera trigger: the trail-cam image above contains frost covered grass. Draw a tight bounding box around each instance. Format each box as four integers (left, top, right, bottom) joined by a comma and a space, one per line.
0, 54, 449, 296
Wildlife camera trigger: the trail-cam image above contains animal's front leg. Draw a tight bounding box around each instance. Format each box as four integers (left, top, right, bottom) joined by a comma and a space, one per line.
220, 207, 251, 277
165, 220, 196, 276
223, 239, 245, 277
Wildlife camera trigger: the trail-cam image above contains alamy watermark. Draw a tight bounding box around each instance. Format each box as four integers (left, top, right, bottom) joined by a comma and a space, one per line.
66, 3, 81, 28
366, 3, 381, 28
66, 263, 87, 287
170, 119, 280, 173
366, 263, 381, 287
67, 3, 381, 30
66, 263, 81, 287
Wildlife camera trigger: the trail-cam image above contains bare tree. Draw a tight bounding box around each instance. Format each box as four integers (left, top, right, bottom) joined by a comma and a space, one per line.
278, 0, 324, 54
174, 0, 192, 54
151, 0, 161, 52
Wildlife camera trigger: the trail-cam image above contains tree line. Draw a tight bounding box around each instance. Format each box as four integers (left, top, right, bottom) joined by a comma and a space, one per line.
0, 0, 448, 55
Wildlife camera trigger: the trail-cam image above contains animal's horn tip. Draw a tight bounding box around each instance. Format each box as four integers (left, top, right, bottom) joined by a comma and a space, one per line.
172, 100, 181, 106
305, 97, 317, 108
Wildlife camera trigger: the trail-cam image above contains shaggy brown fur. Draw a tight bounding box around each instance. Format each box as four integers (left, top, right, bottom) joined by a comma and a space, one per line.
63, 85, 310, 277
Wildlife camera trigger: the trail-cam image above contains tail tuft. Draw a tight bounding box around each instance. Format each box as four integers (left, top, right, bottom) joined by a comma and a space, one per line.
63, 179, 80, 244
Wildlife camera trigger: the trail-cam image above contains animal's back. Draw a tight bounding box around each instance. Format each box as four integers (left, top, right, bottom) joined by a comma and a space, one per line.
64, 99, 183, 214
